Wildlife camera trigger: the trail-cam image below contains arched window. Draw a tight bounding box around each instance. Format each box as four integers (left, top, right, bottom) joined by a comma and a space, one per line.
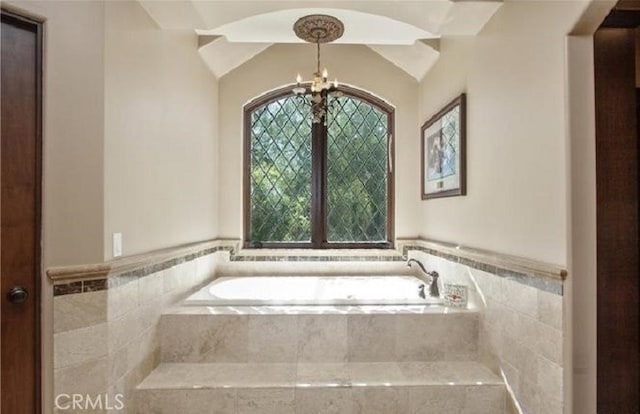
243, 85, 394, 248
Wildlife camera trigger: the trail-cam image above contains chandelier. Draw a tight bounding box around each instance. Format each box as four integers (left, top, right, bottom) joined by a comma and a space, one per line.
292, 15, 344, 124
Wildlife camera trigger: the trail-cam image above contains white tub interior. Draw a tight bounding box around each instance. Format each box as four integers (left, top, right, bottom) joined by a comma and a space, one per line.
184, 275, 442, 306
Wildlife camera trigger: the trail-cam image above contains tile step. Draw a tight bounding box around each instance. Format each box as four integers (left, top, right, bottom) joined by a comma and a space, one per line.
135, 361, 505, 414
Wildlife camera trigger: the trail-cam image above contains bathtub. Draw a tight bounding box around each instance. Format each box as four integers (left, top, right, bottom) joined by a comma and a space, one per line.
184, 275, 441, 306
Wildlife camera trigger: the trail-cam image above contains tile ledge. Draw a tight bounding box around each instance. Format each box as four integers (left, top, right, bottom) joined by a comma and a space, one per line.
47, 238, 241, 283
398, 237, 567, 281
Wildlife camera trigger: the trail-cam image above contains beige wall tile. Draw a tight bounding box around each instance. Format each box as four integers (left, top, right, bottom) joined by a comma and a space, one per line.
295, 388, 352, 414
55, 357, 108, 396
238, 388, 295, 414
297, 315, 348, 362
108, 280, 139, 321
536, 355, 563, 402
54, 323, 108, 369
463, 385, 505, 414
138, 272, 163, 305
502, 279, 538, 319
532, 320, 563, 365
352, 387, 409, 414
108, 345, 128, 386
471, 269, 507, 304
395, 314, 445, 361
109, 310, 143, 352
136, 389, 237, 414
441, 314, 478, 360
408, 385, 465, 413
161, 314, 248, 362
127, 326, 160, 374
500, 360, 520, 397
518, 379, 541, 414
347, 314, 396, 362
174, 260, 197, 292
184, 389, 236, 414
395, 313, 477, 361
479, 321, 503, 361
162, 266, 182, 294
538, 394, 563, 414
137, 298, 164, 333
297, 363, 350, 386
537, 289, 563, 330
195, 255, 216, 284
54, 290, 107, 333
248, 315, 298, 362
106, 374, 127, 414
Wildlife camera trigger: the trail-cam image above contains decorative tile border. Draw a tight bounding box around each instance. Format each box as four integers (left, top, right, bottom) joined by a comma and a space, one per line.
49, 242, 405, 296
49, 241, 237, 296
106, 246, 234, 289
400, 240, 565, 296
49, 237, 565, 296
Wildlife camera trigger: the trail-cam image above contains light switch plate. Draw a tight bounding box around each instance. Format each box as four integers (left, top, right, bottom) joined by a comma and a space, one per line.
113, 233, 122, 257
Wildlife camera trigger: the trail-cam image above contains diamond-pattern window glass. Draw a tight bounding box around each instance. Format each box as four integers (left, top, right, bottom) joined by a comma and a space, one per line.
249, 96, 312, 242
326, 95, 389, 242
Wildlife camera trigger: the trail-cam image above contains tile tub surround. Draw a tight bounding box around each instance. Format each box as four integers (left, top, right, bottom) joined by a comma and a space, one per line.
402, 241, 566, 414
51, 241, 234, 414
50, 237, 563, 413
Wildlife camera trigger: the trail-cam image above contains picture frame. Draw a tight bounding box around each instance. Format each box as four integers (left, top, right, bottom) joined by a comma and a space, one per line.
421, 93, 466, 199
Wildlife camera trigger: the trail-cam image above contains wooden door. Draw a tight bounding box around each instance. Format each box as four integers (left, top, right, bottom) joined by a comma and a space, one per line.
0, 9, 42, 413
594, 15, 640, 414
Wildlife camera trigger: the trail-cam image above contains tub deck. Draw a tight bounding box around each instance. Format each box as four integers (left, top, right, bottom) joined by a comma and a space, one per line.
183, 275, 442, 306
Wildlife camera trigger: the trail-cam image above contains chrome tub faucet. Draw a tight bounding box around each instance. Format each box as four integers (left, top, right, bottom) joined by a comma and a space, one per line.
407, 258, 440, 298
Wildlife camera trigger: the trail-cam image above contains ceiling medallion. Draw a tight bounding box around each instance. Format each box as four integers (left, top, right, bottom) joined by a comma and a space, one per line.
293, 14, 344, 44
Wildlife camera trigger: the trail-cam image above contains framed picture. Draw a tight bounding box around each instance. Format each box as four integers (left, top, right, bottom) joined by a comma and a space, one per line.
421, 94, 466, 199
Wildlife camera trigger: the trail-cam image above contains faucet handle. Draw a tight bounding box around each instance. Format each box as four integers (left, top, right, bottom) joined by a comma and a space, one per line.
427, 272, 440, 298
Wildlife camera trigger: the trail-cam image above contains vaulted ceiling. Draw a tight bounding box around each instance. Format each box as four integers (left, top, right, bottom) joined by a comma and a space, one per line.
138, 0, 502, 81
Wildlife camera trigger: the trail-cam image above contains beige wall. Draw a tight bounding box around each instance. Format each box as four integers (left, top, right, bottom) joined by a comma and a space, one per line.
104, 0, 219, 259
218, 43, 420, 241
418, 1, 589, 266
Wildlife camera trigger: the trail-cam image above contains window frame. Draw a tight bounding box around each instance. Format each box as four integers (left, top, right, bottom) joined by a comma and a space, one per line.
243, 84, 395, 249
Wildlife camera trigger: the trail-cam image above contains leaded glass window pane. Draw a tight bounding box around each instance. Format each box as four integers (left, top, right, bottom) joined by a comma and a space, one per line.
249, 96, 312, 242
326, 95, 388, 242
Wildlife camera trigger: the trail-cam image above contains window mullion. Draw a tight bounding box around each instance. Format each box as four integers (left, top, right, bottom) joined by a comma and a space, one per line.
310, 120, 327, 247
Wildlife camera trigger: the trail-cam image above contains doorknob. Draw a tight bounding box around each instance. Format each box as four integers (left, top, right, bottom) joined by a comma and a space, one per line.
7, 286, 28, 304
